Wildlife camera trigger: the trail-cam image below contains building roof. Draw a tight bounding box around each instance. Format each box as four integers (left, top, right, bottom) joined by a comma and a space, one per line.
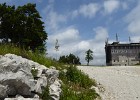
107, 42, 140, 47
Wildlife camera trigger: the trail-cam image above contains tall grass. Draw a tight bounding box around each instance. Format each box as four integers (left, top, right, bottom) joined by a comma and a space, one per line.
59, 65, 99, 100
0, 44, 61, 68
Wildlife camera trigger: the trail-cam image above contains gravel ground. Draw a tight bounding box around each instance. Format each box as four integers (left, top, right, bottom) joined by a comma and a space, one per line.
77, 66, 140, 100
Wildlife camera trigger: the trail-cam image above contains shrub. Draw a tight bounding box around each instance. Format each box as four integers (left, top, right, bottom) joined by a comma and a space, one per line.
59, 65, 99, 100
60, 84, 99, 100
66, 65, 96, 88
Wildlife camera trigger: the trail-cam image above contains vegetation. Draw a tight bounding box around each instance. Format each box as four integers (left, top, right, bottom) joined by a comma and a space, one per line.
59, 53, 81, 65
0, 44, 60, 67
0, 3, 47, 52
0, 44, 99, 100
85, 49, 93, 66
60, 65, 99, 100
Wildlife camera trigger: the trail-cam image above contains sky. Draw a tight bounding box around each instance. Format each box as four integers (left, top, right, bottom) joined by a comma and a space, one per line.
1, 0, 140, 65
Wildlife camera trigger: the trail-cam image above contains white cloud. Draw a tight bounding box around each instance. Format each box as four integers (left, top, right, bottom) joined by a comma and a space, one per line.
91, 27, 108, 65
77, 41, 90, 51
72, 3, 100, 18
42, 1, 67, 32
79, 3, 100, 18
46, 11, 66, 31
131, 36, 140, 43
93, 27, 108, 42
125, 1, 140, 42
128, 20, 140, 35
121, 2, 128, 10
126, 1, 140, 35
48, 27, 80, 44
104, 0, 120, 14
47, 26, 108, 65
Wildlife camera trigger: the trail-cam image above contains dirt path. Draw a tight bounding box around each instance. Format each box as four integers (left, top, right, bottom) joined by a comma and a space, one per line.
77, 66, 140, 100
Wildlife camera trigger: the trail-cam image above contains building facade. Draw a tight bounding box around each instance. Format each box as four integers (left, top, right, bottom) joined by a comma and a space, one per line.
105, 42, 140, 66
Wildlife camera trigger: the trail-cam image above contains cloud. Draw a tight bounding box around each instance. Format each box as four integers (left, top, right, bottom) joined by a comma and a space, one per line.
71, 1, 126, 18
46, 11, 66, 31
91, 27, 108, 65
121, 2, 128, 10
48, 27, 80, 45
125, 1, 140, 34
47, 27, 80, 57
42, 1, 67, 32
131, 36, 140, 43
47, 26, 108, 65
125, 1, 140, 42
93, 27, 108, 42
72, 3, 100, 18
103, 0, 120, 14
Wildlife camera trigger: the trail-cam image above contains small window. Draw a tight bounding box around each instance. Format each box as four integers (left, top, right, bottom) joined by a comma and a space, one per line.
112, 50, 114, 53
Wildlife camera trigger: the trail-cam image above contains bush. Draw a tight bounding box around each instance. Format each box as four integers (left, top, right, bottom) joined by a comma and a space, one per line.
60, 84, 99, 100
59, 65, 99, 100
66, 65, 96, 88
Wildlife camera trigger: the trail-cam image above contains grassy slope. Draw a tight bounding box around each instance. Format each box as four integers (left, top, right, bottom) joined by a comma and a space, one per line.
0, 44, 99, 100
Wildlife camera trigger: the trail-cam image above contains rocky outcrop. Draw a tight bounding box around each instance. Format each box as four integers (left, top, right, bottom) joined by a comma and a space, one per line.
0, 54, 61, 100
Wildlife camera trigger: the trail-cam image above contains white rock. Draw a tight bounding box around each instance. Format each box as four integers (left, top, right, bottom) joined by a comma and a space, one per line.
34, 74, 47, 94
0, 54, 61, 100
0, 54, 35, 97
46, 69, 59, 84
0, 84, 8, 99
49, 80, 61, 100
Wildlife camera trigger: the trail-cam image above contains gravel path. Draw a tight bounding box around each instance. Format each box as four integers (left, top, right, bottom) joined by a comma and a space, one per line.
77, 66, 140, 100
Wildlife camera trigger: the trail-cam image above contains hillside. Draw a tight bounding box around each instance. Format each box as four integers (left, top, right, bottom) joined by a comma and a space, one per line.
0, 44, 99, 100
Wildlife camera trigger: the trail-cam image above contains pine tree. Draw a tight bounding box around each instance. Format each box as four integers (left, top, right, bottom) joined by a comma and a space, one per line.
85, 49, 93, 66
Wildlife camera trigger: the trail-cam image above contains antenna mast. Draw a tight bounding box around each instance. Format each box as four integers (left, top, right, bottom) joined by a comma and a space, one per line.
55, 39, 60, 60
55, 39, 59, 51
129, 36, 131, 43
105, 37, 108, 45
116, 33, 118, 42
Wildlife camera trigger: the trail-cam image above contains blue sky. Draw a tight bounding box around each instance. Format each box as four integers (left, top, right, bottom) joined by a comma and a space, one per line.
1, 0, 140, 65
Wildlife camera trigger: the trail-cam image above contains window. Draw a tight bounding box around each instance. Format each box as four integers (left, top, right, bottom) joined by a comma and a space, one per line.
112, 50, 114, 53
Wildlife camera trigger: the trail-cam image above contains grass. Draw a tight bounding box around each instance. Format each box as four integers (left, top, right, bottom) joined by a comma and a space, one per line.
0, 44, 62, 69
0, 44, 99, 100
60, 65, 99, 100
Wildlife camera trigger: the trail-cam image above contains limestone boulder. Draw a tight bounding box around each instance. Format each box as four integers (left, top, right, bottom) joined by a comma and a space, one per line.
0, 54, 61, 100
0, 55, 35, 97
